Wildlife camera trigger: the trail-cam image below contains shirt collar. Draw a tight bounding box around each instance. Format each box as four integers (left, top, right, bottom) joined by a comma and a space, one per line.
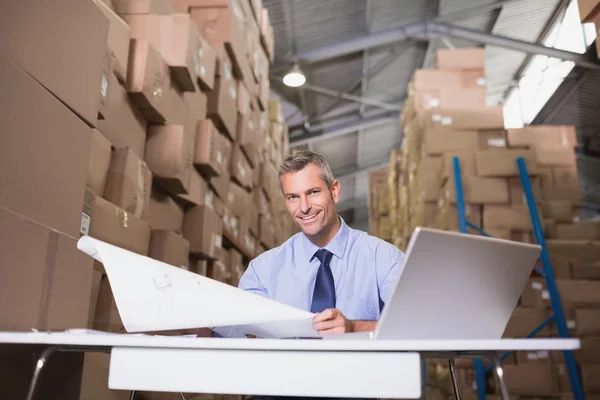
300, 216, 349, 261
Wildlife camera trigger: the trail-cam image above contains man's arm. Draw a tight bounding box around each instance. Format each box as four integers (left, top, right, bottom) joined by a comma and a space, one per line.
351, 320, 377, 332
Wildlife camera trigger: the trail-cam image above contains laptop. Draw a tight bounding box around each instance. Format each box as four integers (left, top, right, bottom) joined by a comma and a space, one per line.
78, 227, 541, 340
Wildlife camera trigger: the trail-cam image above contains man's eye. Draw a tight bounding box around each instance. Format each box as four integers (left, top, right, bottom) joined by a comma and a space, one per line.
310, 190, 319, 195
287, 195, 297, 201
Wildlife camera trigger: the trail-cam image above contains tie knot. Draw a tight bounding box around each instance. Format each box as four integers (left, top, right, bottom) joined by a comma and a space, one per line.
313, 249, 333, 264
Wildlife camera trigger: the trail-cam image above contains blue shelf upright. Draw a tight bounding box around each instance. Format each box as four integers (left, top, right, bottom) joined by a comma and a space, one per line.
451, 156, 584, 400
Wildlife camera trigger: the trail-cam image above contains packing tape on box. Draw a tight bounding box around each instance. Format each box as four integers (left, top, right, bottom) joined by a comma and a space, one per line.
38, 230, 59, 330
117, 208, 129, 228
134, 159, 146, 219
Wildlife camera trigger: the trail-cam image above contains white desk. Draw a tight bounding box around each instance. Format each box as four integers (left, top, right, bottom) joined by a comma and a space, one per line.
0, 332, 580, 400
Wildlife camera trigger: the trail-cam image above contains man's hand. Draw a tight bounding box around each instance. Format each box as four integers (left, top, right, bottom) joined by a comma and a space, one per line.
312, 308, 353, 335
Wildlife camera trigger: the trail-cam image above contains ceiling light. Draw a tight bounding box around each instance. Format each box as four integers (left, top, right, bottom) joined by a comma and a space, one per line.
283, 64, 306, 87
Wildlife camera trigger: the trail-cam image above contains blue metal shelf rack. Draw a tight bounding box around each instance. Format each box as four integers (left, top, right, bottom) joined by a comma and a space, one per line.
451, 156, 585, 400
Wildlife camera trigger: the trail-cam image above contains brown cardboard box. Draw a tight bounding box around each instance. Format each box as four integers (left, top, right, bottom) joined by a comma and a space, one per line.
485, 229, 511, 240
475, 149, 539, 177
143, 186, 185, 232
0, 0, 109, 127
230, 145, 254, 190
519, 278, 546, 308
96, 0, 131, 83
538, 166, 554, 187
208, 170, 231, 201
237, 112, 263, 168
222, 206, 242, 246
240, 221, 258, 257
0, 53, 94, 239
229, 248, 244, 286
148, 230, 190, 268
483, 205, 537, 231
576, 309, 600, 336
194, 119, 233, 177
145, 121, 196, 194
255, 188, 272, 216
88, 268, 103, 328
440, 151, 476, 180
196, 35, 218, 91
178, 168, 225, 216
259, 214, 277, 248
187, 257, 208, 276
444, 175, 510, 204
572, 262, 600, 280
79, 353, 131, 399
410, 69, 486, 92
542, 201, 574, 223
508, 177, 542, 205
422, 107, 505, 131
502, 364, 559, 397
183, 205, 223, 258
208, 247, 231, 284
208, 55, 238, 139
422, 129, 478, 155
516, 350, 552, 365
258, 69, 270, 110
126, 39, 179, 123
557, 222, 600, 240
226, 181, 251, 220
576, 337, 600, 363
506, 126, 577, 150
248, 202, 260, 237
104, 147, 152, 219
502, 307, 551, 338
578, 0, 600, 22
557, 279, 600, 308
90, 197, 151, 255
542, 185, 580, 202
434, 204, 482, 231
478, 129, 507, 149
553, 167, 579, 189
112, 0, 173, 15
547, 239, 600, 262
94, 274, 125, 333
536, 148, 576, 167
238, 81, 251, 116
581, 364, 600, 394
88, 129, 113, 195
414, 87, 486, 111
0, 207, 94, 331
436, 48, 485, 71
99, 72, 148, 158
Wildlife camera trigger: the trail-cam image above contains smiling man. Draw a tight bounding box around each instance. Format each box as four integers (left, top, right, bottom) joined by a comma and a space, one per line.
236, 150, 405, 336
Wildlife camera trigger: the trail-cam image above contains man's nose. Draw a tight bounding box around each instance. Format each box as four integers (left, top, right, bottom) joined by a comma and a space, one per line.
300, 196, 311, 213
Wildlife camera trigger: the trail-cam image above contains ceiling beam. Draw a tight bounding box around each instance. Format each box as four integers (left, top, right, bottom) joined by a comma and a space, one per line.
293, 20, 600, 71
290, 113, 398, 147
296, 82, 399, 111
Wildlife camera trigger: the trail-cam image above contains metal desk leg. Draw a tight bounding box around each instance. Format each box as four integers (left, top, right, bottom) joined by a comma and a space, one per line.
448, 359, 462, 400
25, 346, 57, 400
130, 391, 137, 400
488, 352, 510, 400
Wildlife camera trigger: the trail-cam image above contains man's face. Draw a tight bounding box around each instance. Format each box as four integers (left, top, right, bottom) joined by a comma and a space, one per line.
280, 164, 340, 238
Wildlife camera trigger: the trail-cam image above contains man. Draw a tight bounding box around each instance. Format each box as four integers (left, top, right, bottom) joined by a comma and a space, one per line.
212, 150, 404, 337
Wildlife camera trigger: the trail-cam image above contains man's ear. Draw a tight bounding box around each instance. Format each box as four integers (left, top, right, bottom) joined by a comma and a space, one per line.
330, 180, 341, 204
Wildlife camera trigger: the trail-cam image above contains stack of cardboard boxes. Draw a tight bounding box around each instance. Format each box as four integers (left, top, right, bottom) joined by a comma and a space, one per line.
0, 0, 297, 398
369, 46, 599, 398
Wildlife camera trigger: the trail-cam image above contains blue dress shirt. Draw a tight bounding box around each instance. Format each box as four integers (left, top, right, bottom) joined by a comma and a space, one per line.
215, 217, 404, 333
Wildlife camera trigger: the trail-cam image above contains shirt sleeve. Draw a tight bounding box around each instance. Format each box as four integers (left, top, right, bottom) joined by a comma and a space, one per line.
237, 260, 268, 298
378, 246, 405, 305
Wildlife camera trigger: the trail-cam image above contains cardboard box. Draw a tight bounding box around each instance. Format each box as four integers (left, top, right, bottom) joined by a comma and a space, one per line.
547, 239, 600, 262
508, 177, 542, 206
557, 279, 600, 309
187, 257, 208, 276
195, 35, 218, 91
571, 262, 600, 280
576, 337, 600, 363
444, 175, 509, 204
226, 181, 251, 220
0, 0, 109, 127
542, 201, 574, 223
145, 121, 196, 195
516, 350, 552, 365
576, 309, 600, 336
436, 48, 485, 71
112, 0, 173, 15
229, 248, 245, 286
410, 69, 486, 92
507, 125, 577, 149
208, 170, 231, 201
208, 55, 239, 139
88, 129, 113, 196
222, 206, 242, 245
255, 188, 271, 216
475, 149, 539, 177
434, 204, 482, 231
542, 185, 580, 202
89, 196, 151, 255
502, 364, 559, 397
93, 274, 125, 333
260, 8, 275, 62
182, 205, 223, 258
230, 144, 254, 190
208, 247, 231, 284
237, 112, 263, 168
79, 353, 131, 399
478, 129, 506, 149
553, 167, 579, 189
414, 87, 487, 111
88, 267, 103, 329
143, 186, 185, 233
538, 166, 554, 187
423, 107, 504, 131
535, 148, 576, 167
578, 0, 600, 23
98, 72, 148, 158
0, 53, 94, 239
439, 151, 476, 180
483, 205, 538, 231
104, 147, 152, 219
0, 207, 94, 331
259, 214, 277, 248
502, 307, 551, 338
422, 129, 478, 155
557, 222, 600, 240
148, 230, 190, 268
194, 119, 233, 177
248, 202, 260, 237
96, 0, 131, 83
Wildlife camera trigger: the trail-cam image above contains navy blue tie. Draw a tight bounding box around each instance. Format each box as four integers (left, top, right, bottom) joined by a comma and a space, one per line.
310, 249, 336, 313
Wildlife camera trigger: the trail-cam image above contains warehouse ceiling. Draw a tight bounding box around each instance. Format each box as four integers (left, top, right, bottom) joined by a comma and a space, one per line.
264, 0, 594, 227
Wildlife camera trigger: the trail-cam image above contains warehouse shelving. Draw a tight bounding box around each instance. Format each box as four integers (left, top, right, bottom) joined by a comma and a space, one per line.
451, 156, 585, 400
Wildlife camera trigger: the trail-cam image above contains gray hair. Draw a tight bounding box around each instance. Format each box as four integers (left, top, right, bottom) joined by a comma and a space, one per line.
278, 150, 335, 188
